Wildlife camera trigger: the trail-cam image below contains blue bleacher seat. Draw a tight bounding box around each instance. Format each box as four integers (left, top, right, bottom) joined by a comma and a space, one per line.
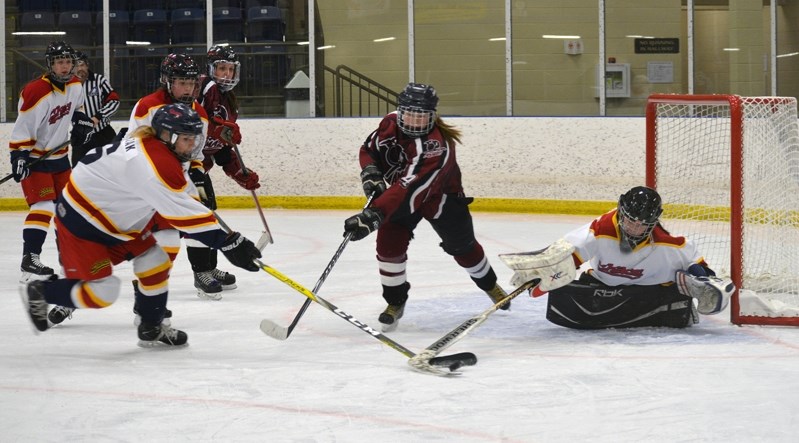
246, 6, 285, 42
95, 10, 130, 46
58, 11, 94, 48
212, 7, 244, 43
170, 8, 205, 45
18, 11, 57, 48
132, 9, 168, 46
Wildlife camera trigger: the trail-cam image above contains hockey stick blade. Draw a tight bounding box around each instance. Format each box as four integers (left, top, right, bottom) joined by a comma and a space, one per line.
255, 230, 272, 251
429, 352, 478, 368
259, 318, 289, 340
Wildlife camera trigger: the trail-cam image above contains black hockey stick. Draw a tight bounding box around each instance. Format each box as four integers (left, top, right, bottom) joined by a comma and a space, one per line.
0, 140, 69, 186
408, 278, 541, 371
211, 212, 476, 375
259, 192, 376, 340
254, 258, 477, 376
231, 143, 273, 250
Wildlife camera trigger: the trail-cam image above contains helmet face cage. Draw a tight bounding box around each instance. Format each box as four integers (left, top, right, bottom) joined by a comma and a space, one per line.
45, 41, 77, 82
207, 45, 240, 92
617, 186, 663, 249
396, 83, 439, 137
160, 54, 200, 104
152, 103, 205, 162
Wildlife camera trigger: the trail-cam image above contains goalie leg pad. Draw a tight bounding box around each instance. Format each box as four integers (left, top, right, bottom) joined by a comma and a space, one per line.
675, 270, 734, 315
546, 281, 695, 329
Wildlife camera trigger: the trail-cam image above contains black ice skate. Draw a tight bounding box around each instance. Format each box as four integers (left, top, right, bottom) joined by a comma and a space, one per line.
137, 321, 188, 347
20, 280, 49, 332
19, 253, 55, 284
210, 268, 237, 290
193, 271, 223, 300
47, 306, 75, 327
378, 302, 405, 332
485, 283, 511, 310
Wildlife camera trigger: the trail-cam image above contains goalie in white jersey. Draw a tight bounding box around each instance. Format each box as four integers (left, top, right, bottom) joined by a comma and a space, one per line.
502, 186, 734, 329
19, 104, 262, 347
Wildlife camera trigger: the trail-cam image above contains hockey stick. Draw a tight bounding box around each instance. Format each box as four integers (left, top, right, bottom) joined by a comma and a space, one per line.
259, 192, 376, 340
407, 279, 543, 371
231, 143, 273, 250
211, 212, 476, 376
0, 140, 69, 186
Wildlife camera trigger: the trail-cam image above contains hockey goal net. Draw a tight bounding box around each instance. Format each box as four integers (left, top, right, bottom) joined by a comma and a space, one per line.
646, 94, 799, 326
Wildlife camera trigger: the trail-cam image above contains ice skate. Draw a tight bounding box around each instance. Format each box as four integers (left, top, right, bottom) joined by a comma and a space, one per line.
20, 280, 49, 332
485, 283, 511, 310
137, 321, 188, 347
47, 306, 75, 327
378, 302, 405, 332
132, 280, 171, 326
194, 271, 223, 300
19, 253, 55, 284
210, 268, 237, 290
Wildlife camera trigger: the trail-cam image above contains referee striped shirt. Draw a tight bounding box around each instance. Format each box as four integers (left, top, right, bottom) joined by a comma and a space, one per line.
82, 70, 120, 130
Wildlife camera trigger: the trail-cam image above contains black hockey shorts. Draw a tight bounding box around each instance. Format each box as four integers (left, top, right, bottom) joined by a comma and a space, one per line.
546, 274, 695, 329
428, 195, 477, 256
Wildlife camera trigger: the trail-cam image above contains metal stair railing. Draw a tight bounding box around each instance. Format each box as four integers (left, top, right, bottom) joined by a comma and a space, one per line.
324, 65, 399, 117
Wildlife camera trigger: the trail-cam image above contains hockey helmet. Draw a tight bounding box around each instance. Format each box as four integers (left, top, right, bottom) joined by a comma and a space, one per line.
617, 186, 663, 251
152, 103, 205, 162
159, 53, 200, 104
45, 41, 77, 82
207, 45, 240, 92
396, 83, 439, 137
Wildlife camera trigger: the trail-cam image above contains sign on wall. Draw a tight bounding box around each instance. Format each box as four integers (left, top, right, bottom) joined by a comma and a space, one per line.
634, 38, 679, 54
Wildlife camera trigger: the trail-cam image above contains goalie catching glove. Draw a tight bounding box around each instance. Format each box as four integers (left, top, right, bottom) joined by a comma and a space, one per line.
675, 270, 734, 315
499, 238, 576, 294
219, 232, 261, 271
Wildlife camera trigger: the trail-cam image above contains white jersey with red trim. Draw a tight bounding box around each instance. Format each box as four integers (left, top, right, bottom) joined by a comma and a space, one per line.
62, 135, 218, 242
564, 209, 708, 286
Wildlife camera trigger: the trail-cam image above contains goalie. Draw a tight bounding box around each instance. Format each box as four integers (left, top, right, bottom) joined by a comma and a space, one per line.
500, 186, 734, 329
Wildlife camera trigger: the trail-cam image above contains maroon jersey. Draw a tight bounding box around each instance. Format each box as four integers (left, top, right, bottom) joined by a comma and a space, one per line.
359, 112, 464, 221
199, 75, 238, 163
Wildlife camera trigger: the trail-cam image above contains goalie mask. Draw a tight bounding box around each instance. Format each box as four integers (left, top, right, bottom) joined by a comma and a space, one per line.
45, 41, 77, 83
152, 103, 205, 162
160, 53, 200, 105
397, 83, 439, 137
207, 45, 240, 92
617, 186, 663, 252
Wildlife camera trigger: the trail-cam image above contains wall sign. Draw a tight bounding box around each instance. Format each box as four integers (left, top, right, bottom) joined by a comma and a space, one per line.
634, 38, 679, 54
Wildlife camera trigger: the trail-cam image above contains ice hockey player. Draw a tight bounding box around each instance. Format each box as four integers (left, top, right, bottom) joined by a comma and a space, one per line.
342, 82, 510, 332
501, 186, 734, 329
9, 41, 84, 284
19, 104, 262, 347
187, 44, 262, 298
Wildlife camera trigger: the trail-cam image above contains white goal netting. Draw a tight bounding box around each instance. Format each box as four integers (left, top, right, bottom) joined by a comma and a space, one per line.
647, 95, 799, 325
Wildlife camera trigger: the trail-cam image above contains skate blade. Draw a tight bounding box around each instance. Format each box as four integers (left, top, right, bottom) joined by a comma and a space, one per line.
380, 321, 399, 333
220, 283, 237, 290
195, 289, 223, 301
19, 272, 56, 284
137, 340, 188, 349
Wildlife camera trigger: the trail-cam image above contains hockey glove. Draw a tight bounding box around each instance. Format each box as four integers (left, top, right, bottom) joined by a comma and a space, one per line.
232, 168, 260, 190
344, 208, 383, 241
210, 116, 242, 145
11, 152, 31, 182
71, 111, 95, 149
360, 164, 386, 198
220, 232, 261, 271
188, 168, 217, 210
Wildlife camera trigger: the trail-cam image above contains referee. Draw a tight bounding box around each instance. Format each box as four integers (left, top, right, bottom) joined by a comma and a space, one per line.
71, 51, 120, 165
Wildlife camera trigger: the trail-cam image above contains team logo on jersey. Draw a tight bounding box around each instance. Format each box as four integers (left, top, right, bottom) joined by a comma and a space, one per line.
379, 136, 408, 184
421, 140, 444, 158
89, 86, 100, 97
39, 186, 55, 198
597, 261, 644, 280
48, 103, 73, 125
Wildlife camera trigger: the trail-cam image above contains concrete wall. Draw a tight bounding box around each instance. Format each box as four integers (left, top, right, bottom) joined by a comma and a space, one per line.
0, 116, 646, 205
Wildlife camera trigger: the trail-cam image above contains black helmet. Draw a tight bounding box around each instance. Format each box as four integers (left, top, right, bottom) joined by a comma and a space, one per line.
74, 51, 89, 64
159, 53, 200, 104
45, 41, 77, 82
152, 103, 205, 162
396, 83, 438, 137
207, 45, 240, 92
617, 186, 663, 251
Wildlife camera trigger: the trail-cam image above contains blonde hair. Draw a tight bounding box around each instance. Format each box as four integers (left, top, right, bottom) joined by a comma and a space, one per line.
436, 115, 462, 146
130, 125, 156, 139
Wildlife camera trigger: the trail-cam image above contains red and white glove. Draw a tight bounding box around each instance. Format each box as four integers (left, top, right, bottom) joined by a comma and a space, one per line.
232, 168, 260, 190
210, 116, 242, 145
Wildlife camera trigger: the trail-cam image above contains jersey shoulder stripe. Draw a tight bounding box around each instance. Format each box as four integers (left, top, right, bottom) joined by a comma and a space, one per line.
18, 79, 54, 112
650, 226, 687, 247
140, 137, 187, 191
590, 210, 620, 239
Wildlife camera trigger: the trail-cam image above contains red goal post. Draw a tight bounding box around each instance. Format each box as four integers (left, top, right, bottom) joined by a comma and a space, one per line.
645, 94, 799, 326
